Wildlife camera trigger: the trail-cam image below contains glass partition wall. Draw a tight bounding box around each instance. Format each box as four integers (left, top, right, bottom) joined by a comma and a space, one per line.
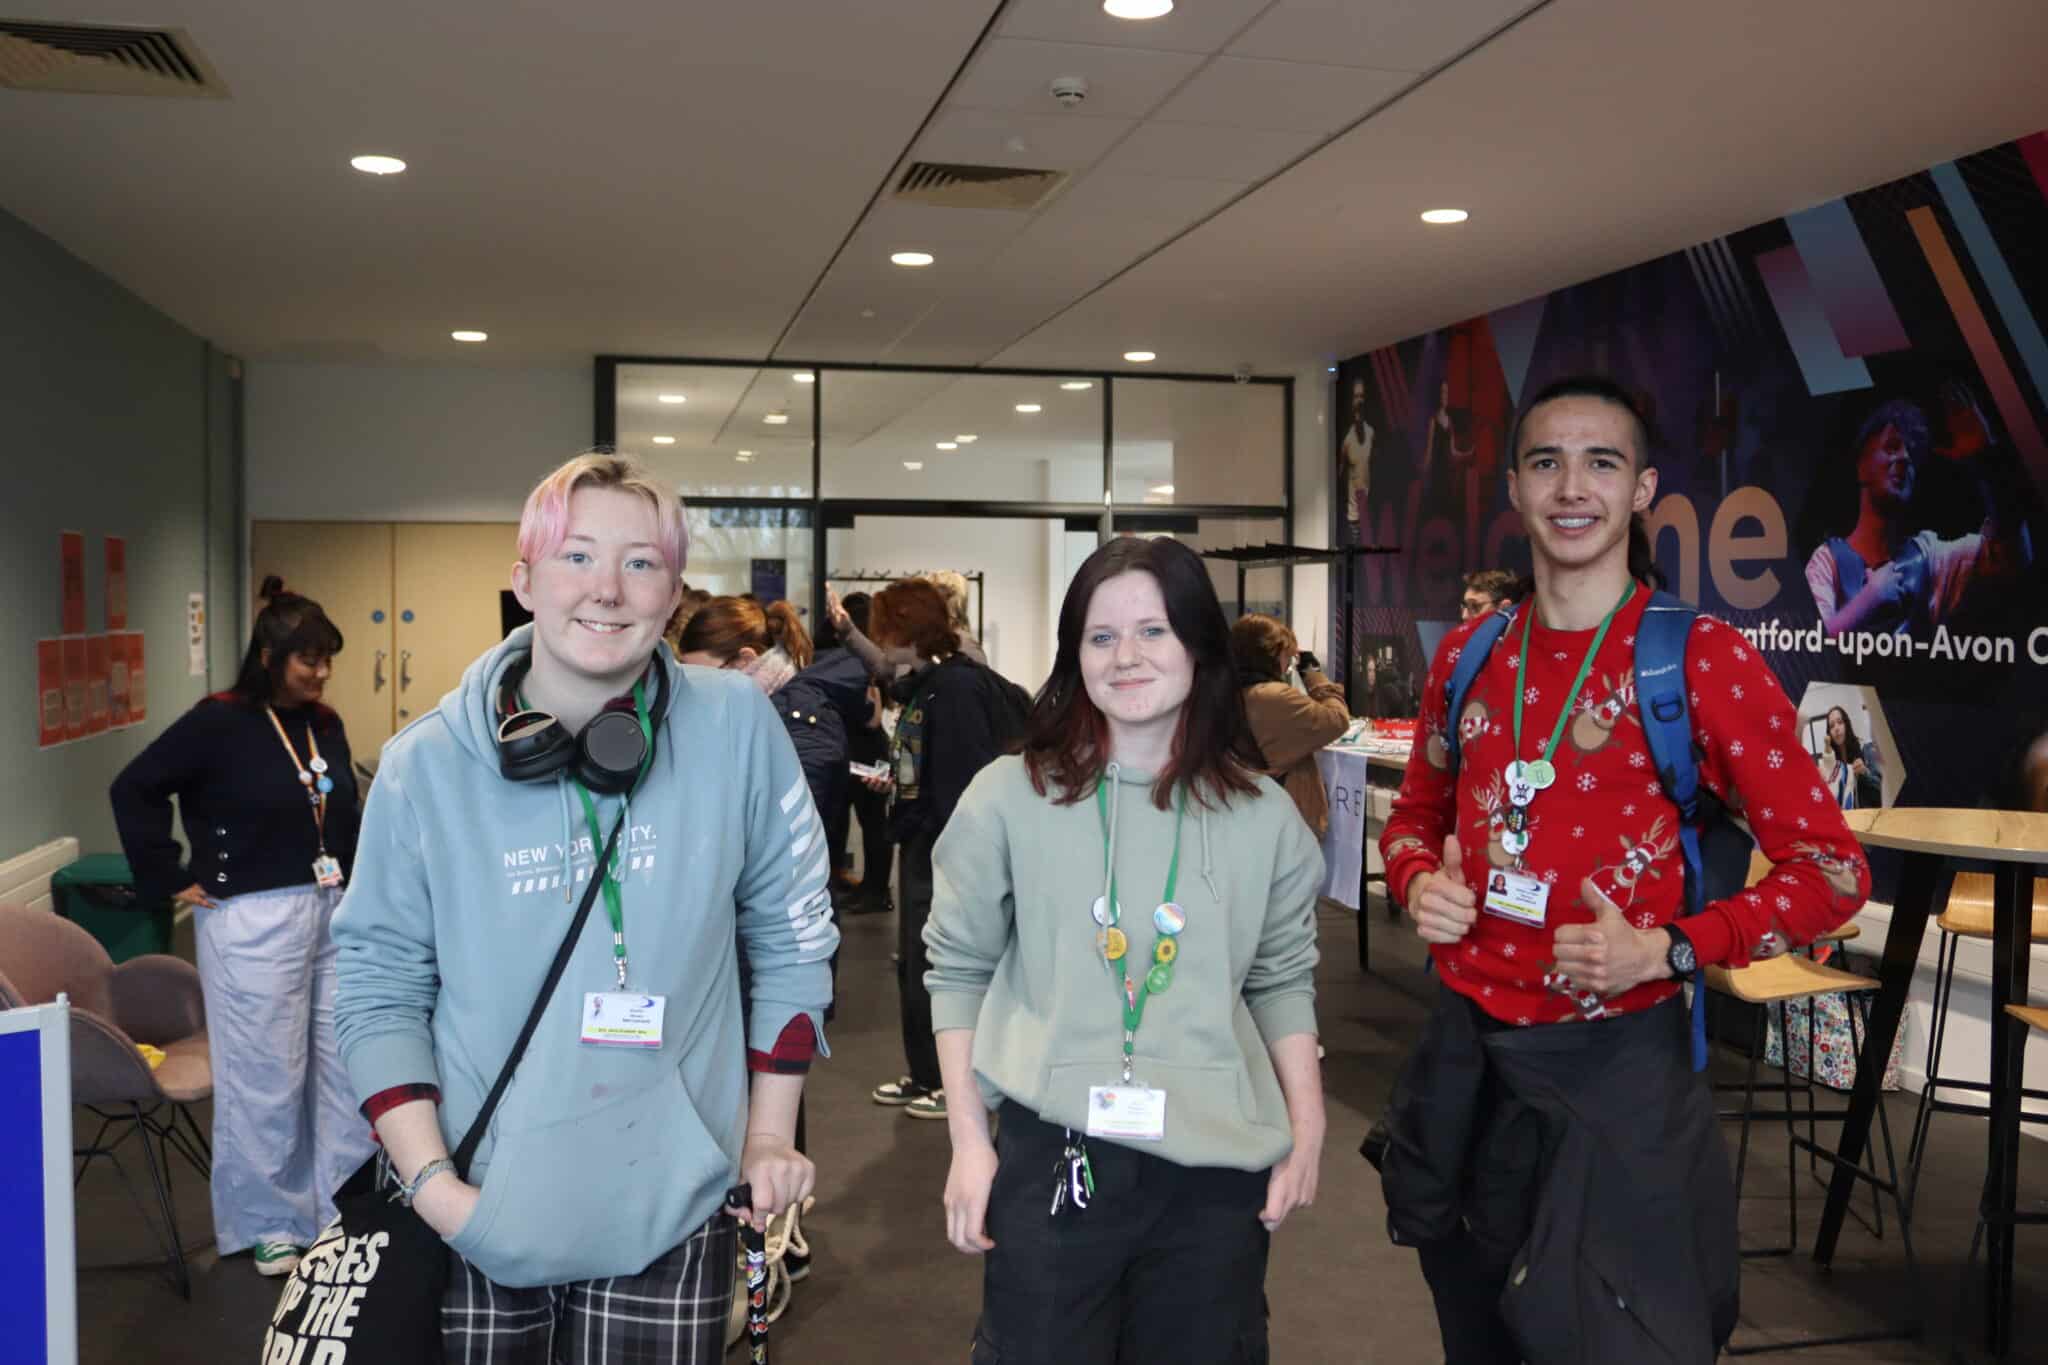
600, 358, 1291, 691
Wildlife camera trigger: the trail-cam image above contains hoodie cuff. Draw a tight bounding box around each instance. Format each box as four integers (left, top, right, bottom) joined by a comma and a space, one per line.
929, 989, 987, 1034
1249, 993, 1319, 1050
342, 1030, 443, 1109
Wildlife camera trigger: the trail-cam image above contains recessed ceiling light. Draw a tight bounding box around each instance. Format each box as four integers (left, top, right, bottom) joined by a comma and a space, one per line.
1015, 403, 1042, 414
651, 436, 676, 445
450, 330, 488, 343
792, 372, 815, 383
1060, 380, 1094, 391
903, 460, 925, 471
658, 393, 686, 404
936, 442, 958, 451
350, 154, 406, 175
891, 251, 935, 267
1123, 351, 1156, 363
955, 434, 978, 443
1104, 0, 1173, 18
764, 412, 790, 425
735, 452, 755, 463
1420, 208, 1470, 225
1150, 483, 1175, 495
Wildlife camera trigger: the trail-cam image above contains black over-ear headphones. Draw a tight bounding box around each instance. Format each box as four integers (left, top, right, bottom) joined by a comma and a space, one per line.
495, 657, 671, 795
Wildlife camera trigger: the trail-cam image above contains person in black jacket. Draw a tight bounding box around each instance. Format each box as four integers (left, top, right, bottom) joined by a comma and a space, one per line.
108, 576, 375, 1277
861, 578, 1006, 1121
822, 591, 893, 915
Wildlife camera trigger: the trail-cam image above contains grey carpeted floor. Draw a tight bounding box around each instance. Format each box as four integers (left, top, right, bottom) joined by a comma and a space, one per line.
70, 899, 2048, 1363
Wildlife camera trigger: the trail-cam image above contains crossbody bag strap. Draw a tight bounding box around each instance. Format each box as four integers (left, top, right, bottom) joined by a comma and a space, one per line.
450, 808, 627, 1177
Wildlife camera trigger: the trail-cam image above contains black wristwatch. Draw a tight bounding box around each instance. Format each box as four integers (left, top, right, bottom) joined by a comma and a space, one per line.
1663, 924, 1698, 977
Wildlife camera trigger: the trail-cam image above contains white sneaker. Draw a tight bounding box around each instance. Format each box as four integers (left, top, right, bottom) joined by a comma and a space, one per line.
253, 1240, 303, 1276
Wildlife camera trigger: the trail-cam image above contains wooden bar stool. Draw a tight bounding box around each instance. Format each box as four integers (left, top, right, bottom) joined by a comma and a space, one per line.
1904, 873, 2048, 1218
1739, 851, 1874, 1208
1707, 954, 1921, 1354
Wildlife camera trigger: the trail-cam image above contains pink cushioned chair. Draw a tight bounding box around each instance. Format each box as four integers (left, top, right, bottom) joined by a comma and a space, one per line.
0, 904, 212, 1297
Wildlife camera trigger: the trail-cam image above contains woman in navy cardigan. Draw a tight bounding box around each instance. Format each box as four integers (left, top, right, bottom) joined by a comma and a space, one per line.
110, 576, 373, 1277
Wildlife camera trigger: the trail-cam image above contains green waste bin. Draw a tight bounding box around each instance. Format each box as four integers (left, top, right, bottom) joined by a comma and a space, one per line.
51, 854, 176, 964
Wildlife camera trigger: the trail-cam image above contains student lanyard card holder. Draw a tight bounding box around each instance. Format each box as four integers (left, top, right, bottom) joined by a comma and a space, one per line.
266, 706, 343, 888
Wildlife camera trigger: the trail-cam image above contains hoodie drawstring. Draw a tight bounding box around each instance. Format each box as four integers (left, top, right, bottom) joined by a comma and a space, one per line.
1099, 761, 1122, 917
558, 774, 574, 904
1199, 804, 1220, 906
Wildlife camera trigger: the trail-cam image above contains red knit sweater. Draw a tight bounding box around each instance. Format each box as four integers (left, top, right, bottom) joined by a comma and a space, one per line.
1381, 589, 1871, 1026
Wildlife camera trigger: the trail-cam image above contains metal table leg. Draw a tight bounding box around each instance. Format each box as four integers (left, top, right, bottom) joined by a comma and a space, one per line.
1814, 851, 1948, 1264
1982, 862, 2034, 1354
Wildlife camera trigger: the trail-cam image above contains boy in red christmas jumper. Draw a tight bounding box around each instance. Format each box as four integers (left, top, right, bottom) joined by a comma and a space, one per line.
1377, 376, 1870, 1365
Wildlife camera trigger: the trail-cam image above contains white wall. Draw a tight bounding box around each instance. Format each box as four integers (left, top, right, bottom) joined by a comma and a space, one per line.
246, 361, 591, 521
1, 204, 238, 860
839, 515, 1055, 695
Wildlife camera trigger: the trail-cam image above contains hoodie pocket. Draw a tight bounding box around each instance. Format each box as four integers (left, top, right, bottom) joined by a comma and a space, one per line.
447, 1067, 726, 1288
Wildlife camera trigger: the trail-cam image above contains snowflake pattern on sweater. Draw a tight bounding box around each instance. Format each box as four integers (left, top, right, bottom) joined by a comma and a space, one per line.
1381, 591, 1870, 1026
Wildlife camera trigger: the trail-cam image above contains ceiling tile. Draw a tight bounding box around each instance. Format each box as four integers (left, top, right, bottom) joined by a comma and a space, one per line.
1150, 56, 1412, 133
947, 38, 1205, 120
1231, 0, 1543, 73
914, 106, 1137, 172
998, 0, 1275, 54
1094, 121, 1321, 183
1039, 170, 1245, 224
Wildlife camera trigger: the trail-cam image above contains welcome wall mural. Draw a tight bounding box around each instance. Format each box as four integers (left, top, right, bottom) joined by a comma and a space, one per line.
1336, 130, 2048, 851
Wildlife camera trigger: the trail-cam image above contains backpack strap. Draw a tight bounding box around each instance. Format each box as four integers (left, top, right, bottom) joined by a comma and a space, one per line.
1634, 589, 1711, 1071
1441, 607, 1515, 779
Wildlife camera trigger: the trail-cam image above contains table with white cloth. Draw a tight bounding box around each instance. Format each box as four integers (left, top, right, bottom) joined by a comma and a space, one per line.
1316, 741, 1412, 971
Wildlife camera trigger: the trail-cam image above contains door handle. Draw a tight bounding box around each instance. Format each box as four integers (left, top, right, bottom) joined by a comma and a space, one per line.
400, 650, 413, 692
374, 650, 387, 692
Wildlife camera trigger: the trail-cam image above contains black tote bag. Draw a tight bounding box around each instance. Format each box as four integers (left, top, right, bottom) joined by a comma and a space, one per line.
260, 815, 625, 1363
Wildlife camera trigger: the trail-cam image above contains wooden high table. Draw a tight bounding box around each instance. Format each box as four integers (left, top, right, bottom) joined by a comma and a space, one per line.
1816, 807, 2048, 1354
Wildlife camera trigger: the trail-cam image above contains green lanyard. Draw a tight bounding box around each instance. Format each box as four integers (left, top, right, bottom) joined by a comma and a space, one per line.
1510, 582, 1636, 779
547, 681, 653, 989
1094, 780, 1186, 1084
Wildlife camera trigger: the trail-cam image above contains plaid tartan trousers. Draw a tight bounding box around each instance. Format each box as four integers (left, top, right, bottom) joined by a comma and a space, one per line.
441, 1213, 736, 1365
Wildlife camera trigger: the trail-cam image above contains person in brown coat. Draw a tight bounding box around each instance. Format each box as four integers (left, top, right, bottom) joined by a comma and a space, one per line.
1231, 615, 1351, 838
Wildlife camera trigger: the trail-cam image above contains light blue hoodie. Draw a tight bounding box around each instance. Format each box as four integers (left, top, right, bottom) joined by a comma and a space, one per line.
332, 626, 837, 1289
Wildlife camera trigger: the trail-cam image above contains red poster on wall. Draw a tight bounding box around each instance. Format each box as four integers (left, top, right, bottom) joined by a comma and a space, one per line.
60, 531, 86, 634
108, 632, 131, 728
86, 635, 111, 735
105, 536, 128, 631
37, 640, 63, 748
62, 637, 88, 740
125, 632, 148, 726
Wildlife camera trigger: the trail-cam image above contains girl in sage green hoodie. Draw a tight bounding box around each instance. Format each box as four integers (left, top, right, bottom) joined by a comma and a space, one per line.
924, 536, 1326, 1365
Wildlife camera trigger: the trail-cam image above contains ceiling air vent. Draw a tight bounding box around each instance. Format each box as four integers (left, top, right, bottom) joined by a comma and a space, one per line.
0, 20, 227, 97
892, 161, 1067, 212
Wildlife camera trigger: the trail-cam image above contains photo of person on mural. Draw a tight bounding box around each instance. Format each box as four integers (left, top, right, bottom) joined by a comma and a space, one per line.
1803, 380, 2034, 640
1341, 376, 1374, 530
1813, 703, 1884, 810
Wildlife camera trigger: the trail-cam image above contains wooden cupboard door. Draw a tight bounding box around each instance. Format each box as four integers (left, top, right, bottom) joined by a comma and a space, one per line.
248, 522, 396, 753
393, 523, 521, 727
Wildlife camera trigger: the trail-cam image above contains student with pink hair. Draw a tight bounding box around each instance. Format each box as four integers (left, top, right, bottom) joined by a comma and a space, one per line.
334, 451, 837, 1362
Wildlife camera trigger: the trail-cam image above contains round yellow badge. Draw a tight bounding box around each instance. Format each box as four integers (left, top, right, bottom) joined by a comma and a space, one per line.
1103, 927, 1128, 961
1155, 938, 1177, 965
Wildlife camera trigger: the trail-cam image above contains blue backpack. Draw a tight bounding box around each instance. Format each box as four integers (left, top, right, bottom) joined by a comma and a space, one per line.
1441, 589, 1752, 1070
